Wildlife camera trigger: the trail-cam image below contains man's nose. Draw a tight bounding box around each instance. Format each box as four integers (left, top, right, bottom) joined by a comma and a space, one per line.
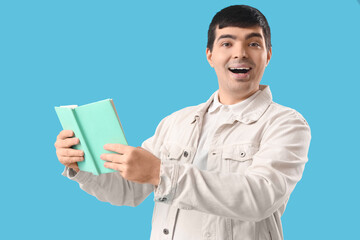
233, 44, 248, 59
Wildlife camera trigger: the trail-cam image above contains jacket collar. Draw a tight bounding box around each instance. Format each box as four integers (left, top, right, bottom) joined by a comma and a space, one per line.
193, 85, 273, 125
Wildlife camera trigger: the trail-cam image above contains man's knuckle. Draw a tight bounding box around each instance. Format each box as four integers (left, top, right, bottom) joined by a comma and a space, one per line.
123, 157, 131, 164
58, 139, 66, 146
65, 149, 71, 156
63, 142, 70, 148
63, 139, 73, 147
129, 148, 136, 157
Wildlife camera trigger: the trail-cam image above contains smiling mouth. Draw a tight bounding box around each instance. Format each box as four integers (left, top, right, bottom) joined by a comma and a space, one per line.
228, 67, 252, 74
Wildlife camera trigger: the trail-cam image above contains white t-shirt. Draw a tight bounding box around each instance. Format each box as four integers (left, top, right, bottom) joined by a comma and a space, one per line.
192, 89, 262, 170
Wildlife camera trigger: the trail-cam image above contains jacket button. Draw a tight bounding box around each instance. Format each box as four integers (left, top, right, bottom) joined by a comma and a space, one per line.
183, 151, 189, 157
240, 151, 246, 158
163, 228, 169, 235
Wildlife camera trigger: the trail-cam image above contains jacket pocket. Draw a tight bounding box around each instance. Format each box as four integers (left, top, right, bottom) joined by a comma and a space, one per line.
160, 142, 192, 163
222, 143, 259, 173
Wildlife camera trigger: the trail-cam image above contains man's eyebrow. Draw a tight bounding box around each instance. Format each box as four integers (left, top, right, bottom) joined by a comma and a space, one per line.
216, 32, 264, 43
216, 34, 237, 43
245, 32, 264, 40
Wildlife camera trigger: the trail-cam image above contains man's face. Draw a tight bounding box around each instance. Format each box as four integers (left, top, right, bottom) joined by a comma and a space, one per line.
206, 26, 272, 103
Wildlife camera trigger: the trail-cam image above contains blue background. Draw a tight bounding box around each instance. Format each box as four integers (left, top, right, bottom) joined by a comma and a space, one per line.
1, 0, 359, 239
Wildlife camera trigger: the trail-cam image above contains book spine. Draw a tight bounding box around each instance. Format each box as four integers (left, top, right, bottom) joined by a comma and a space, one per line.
71, 109, 100, 175
110, 99, 128, 145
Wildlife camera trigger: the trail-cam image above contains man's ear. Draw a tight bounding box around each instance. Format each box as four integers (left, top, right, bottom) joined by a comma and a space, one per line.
266, 47, 272, 67
206, 48, 214, 68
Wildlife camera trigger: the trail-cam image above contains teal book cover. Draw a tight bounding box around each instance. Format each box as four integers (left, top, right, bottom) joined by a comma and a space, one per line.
55, 99, 128, 175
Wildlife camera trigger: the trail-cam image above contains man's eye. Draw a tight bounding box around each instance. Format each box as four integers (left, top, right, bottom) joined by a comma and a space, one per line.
249, 42, 260, 47
221, 42, 231, 47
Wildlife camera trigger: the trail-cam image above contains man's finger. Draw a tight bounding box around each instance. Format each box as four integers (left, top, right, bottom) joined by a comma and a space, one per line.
104, 162, 124, 172
55, 137, 80, 148
100, 153, 124, 163
103, 144, 132, 154
57, 148, 84, 157
60, 156, 84, 165
57, 130, 74, 140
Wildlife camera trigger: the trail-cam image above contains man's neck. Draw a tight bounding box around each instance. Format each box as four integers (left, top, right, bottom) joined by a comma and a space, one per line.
218, 87, 260, 105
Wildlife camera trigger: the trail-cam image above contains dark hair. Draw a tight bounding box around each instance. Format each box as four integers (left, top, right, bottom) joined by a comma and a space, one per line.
207, 5, 271, 51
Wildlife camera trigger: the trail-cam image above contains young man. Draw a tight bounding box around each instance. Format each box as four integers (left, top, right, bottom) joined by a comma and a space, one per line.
55, 5, 311, 240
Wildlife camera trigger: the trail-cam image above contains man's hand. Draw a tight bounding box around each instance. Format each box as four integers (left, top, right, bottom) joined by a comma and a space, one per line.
100, 144, 160, 186
54, 130, 84, 173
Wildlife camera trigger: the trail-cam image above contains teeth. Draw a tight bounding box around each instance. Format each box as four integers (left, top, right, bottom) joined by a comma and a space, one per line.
230, 67, 250, 70
229, 67, 251, 74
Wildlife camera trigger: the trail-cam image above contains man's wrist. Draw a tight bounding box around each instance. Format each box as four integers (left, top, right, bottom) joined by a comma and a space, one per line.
150, 161, 161, 186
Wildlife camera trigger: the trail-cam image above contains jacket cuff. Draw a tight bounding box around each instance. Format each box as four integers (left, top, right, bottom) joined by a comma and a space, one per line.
62, 167, 92, 184
154, 162, 180, 204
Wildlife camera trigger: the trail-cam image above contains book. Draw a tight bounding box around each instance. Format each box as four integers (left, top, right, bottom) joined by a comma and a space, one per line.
55, 99, 128, 175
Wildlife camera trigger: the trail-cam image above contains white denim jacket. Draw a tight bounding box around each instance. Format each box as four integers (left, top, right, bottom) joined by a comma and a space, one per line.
63, 85, 311, 240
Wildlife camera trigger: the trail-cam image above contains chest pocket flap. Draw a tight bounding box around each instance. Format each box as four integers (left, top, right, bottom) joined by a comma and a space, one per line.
222, 144, 259, 162
160, 143, 185, 161
222, 144, 259, 173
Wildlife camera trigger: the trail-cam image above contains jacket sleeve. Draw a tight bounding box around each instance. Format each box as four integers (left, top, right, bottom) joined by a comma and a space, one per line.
153, 111, 311, 222
62, 167, 154, 207
61, 115, 171, 206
